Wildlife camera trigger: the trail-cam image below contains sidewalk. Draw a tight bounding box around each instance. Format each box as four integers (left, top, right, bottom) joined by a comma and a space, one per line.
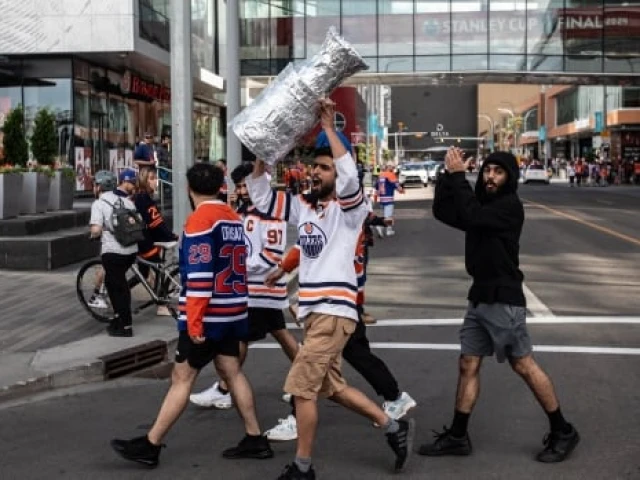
0, 265, 178, 401
0, 224, 299, 403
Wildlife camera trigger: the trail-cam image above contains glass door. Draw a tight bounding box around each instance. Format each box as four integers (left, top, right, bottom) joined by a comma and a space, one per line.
90, 112, 107, 173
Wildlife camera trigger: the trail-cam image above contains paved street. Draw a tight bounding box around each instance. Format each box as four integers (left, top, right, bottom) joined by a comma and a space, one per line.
0, 182, 639, 479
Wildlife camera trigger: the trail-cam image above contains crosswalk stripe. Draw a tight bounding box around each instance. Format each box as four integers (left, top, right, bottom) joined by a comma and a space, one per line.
283, 316, 640, 329
250, 342, 640, 356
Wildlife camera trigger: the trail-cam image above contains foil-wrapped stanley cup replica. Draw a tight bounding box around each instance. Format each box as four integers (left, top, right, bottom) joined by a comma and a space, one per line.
229, 27, 368, 165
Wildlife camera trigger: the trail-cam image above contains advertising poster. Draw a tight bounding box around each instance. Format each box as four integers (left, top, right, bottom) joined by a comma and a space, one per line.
125, 149, 134, 168
74, 147, 86, 191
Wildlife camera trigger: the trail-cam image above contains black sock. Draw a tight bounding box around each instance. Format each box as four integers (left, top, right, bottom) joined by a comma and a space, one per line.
547, 408, 572, 434
217, 384, 229, 395
290, 395, 296, 417
450, 410, 470, 438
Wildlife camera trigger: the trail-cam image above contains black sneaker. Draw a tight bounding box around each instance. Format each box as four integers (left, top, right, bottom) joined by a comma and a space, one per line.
110, 435, 162, 467
385, 418, 415, 472
418, 426, 472, 456
222, 434, 274, 459
106, 325, 133, 337
536, 424, 580, 463
277, 463, 316, 479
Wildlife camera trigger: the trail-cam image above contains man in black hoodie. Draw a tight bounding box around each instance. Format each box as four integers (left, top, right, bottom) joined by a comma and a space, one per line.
419, 148, 579, 463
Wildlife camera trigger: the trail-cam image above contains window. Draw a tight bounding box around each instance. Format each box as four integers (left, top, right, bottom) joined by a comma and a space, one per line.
623, 88, 640, 108
556, 89, 578, 126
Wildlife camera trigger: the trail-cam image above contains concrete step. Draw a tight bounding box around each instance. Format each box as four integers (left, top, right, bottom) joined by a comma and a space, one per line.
0, 209, 91, 236
0, 226, 99, 270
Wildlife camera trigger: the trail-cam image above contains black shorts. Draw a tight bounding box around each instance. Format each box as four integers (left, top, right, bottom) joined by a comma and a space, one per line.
174, 331, 240, 370
242, 307, 287, 343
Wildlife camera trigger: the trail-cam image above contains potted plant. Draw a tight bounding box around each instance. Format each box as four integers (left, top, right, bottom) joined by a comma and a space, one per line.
49, 164, 74, 211
1, 106, 28, 219
0, 164, 23, 219
21, 108, 55, 214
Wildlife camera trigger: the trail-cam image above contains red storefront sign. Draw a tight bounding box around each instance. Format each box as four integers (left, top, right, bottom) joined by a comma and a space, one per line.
121, 70, 171, 102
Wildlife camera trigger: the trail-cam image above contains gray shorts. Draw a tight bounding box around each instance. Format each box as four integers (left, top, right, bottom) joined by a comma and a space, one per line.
460, 302, 532, 363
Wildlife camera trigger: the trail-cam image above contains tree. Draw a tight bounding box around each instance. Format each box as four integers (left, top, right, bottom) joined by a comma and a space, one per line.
31, 108, 58, 166
2, 106, 28, 167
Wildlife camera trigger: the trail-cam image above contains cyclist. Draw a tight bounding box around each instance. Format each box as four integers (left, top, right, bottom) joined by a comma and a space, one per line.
89, 169, 138, 337
133, 166, 178, 316
87, 170, 117, 309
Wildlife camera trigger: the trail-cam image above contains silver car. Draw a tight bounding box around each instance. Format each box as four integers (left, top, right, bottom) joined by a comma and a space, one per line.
398, 162, 428, 187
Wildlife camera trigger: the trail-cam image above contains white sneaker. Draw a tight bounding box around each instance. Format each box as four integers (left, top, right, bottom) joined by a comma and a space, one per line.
264, 415, 297, 441
156, 305, 172, 316
88, 294, 108, 309
386, 227, 396, 237
383, 392, 417, 420
189, 382, 233, 409
282, 392, 292, 404
375, 226, 385, 238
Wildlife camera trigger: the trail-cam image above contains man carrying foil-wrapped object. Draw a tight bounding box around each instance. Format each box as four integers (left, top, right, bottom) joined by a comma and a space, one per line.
246, 98, 415, 480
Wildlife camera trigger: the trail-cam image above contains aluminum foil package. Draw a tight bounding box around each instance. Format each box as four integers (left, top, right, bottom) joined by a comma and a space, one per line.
230, 26, 368, 165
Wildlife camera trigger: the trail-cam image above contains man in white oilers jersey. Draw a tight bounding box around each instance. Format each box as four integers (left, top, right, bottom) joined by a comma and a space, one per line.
190, 163, 299, 409
246, 99, 415, 480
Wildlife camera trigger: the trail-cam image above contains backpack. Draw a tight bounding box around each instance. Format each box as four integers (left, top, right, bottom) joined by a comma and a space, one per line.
101, 197, 146, 247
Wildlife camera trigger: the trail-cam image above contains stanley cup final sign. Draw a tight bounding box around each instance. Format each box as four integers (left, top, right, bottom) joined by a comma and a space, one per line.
229, 27, 369, 165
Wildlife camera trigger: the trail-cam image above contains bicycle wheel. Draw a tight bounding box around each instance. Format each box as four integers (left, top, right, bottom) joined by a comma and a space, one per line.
161, 265, 181, 318
76, 258, 115, 323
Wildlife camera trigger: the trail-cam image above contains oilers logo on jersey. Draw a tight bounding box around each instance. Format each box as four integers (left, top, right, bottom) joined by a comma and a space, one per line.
298, 222, 327, 258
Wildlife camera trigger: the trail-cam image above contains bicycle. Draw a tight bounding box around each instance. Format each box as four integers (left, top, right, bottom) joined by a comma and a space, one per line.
76, 241, 181, 323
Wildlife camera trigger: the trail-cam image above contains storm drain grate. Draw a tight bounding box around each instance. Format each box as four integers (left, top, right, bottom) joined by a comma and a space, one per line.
100, 341, 168, 379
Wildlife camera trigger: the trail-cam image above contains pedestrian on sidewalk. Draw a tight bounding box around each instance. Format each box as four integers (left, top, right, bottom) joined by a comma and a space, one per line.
133, 166, 178, 316
110, 163, 273, 468
189, 162, 299, 410
89, 169, 139, 337
421, 148, 579, 463
567, 163, 575, 187
246, 99, 414, 479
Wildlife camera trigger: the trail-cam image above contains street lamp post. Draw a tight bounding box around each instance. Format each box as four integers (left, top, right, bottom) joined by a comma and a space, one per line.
498, 107, 522, 154
477, 114, 495, 152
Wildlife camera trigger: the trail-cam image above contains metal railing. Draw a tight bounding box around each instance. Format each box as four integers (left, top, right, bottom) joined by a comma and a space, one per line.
157, 166, 173, 214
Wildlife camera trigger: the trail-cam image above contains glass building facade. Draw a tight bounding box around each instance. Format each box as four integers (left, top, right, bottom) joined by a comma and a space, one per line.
239, 0, 640, 78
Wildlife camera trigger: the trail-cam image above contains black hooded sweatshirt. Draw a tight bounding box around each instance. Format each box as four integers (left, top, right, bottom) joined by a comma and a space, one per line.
432, 152, 526, 307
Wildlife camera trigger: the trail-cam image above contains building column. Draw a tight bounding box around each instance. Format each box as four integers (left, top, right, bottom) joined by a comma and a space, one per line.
170, 0, 193, 233
225, 0, 241, 186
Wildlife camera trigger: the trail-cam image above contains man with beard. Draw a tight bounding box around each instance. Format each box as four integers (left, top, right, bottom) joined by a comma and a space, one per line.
246, 99, 414, 479
189, 163, 299, 409
419, 148, 579, 463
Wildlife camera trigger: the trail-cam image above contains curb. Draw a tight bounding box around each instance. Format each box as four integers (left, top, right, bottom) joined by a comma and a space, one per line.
0, 339, 178, 404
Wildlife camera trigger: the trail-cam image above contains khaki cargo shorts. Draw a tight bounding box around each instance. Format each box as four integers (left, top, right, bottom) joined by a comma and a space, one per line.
284, 313, 356, 400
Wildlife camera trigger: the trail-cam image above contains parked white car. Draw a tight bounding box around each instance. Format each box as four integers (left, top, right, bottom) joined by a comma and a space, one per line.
522, 164, 550, 184
398, 162, 428, 187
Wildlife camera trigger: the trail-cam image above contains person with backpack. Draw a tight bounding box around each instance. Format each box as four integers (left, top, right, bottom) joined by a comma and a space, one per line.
133, 166, 179, 316
90, 168, 143, 337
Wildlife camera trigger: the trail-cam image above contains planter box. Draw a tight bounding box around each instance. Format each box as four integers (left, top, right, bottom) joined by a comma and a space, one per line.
0, 172, 23, 219
48, 170, 74, 211
20, 171, 51, 215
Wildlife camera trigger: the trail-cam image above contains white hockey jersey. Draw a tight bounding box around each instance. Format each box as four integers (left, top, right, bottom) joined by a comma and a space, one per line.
246, 153, 368, 322
239, 205, 288, 309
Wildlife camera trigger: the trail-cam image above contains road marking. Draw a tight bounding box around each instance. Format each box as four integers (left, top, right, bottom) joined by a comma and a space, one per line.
251, 342, 640, 356
523, 283, 554, 317
283, 316, 640, 329
524, 198, 640, 247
